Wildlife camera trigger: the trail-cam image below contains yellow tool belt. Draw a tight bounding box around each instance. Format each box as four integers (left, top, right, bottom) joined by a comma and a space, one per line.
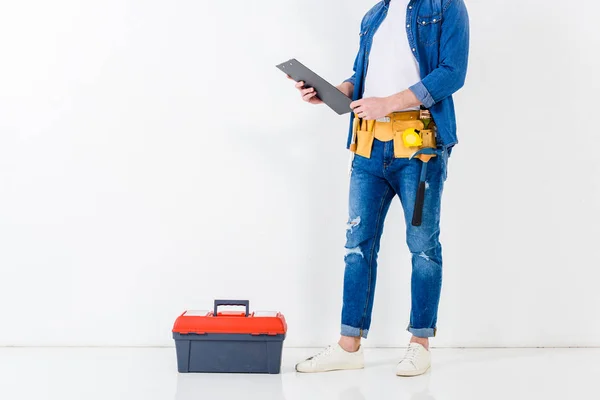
349, 110, 437, 162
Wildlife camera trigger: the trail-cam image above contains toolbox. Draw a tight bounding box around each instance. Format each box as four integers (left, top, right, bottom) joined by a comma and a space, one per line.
172, 300, 287, 374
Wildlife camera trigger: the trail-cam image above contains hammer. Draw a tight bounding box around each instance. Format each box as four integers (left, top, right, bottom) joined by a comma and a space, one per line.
409, 148, 442, 226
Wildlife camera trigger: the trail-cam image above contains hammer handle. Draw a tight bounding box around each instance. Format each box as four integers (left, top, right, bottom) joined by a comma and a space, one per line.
412, 181, 426, 227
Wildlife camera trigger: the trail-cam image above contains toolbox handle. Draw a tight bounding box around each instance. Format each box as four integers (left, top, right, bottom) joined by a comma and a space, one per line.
213, 300, 250, 317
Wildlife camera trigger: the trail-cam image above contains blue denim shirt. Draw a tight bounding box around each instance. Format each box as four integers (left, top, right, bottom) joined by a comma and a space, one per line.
345, 0, 470, 148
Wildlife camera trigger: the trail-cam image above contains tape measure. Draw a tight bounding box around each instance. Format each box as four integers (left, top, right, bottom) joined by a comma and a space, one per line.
402, 128, 423, 147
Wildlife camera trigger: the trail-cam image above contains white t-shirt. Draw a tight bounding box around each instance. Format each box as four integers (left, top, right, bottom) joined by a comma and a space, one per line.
362, 0, 421, 111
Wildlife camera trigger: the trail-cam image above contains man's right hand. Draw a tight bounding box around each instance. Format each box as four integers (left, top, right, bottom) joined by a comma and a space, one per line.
288, 76, 323, 105
287, 76, 354, 105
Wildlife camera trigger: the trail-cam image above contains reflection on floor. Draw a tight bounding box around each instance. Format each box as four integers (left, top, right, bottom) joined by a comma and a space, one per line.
0, 347, 598, 400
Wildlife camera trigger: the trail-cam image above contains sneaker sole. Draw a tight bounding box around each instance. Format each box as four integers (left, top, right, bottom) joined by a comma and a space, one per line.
396, 365, 430, 377
295, 364, 365, 373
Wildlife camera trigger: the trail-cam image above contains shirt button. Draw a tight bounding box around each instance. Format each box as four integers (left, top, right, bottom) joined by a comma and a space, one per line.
409, 6, 412, 9
433, 19, 437, 22
412, 48, 416, 52
407, 24, 410, 28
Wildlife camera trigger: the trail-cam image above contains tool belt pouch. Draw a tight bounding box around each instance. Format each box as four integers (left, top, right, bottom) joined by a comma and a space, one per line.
392, 120, 425, 158
355, 129, 374, 158
350, 117, 374, 159
415, 129, 437, 162
420, 129, 436, 149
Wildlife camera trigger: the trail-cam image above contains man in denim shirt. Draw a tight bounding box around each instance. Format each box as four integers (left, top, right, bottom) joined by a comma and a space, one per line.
292, 0, 469, 376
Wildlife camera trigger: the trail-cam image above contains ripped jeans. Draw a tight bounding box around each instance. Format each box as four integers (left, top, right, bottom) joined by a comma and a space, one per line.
342, 139, 449, 339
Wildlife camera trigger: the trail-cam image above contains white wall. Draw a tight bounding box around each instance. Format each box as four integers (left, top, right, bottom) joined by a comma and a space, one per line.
1, 0, 599, 348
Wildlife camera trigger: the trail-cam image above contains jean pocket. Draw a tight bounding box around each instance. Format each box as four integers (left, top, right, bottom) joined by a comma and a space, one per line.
417, 14, 442, 46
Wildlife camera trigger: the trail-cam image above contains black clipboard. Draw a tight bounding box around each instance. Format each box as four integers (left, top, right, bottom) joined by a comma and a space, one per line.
276, 58, 352, 115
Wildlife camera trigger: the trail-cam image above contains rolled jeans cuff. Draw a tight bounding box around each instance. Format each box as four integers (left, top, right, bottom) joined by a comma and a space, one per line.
407, 326, 437, 338
341, 324, 369, 339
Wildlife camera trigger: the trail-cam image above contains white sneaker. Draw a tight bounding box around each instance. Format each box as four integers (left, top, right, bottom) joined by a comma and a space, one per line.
396, 343, 431, 377
295, 343, 364, 373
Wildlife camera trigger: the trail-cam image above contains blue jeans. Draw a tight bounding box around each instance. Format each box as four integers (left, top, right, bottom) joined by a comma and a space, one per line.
341, 139, 449, 339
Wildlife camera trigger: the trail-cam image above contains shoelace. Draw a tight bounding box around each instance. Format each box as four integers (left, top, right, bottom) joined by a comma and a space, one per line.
403, 345, 421, 365
307, 345, 334, 362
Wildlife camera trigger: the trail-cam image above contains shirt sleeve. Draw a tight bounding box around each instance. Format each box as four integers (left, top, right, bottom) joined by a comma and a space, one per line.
344, 50, 359, 87
409, 0, 470, 108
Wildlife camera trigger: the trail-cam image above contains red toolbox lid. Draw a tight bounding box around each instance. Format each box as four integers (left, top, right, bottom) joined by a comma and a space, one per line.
173, 300, 287, 336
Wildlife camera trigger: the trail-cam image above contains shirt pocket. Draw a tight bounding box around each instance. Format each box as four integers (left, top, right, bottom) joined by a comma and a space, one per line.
417, 14, 443, 46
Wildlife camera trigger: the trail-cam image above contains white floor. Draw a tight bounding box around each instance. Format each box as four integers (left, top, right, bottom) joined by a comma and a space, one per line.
0, 347, 598, 400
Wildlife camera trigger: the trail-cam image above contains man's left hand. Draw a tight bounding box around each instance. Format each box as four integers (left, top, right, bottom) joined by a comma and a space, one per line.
350, 97, 393, 120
